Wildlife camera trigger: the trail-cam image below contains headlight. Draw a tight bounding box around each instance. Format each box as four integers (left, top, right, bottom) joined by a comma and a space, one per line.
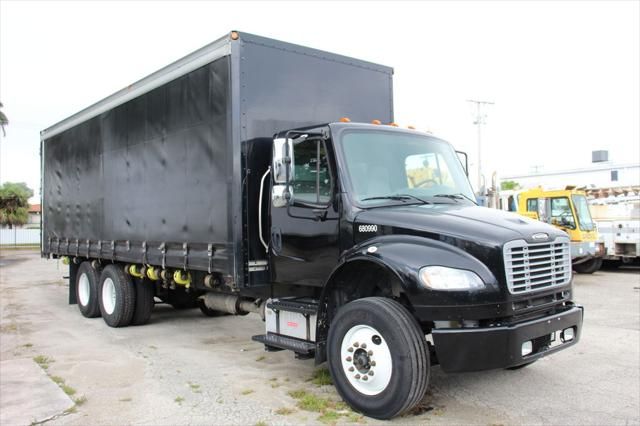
419, 266, 485, 291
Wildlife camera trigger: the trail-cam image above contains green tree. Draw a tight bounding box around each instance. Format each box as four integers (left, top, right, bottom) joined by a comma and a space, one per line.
0, 101, 8, 136
0, 182, 34, 228
501, 180, 520, 191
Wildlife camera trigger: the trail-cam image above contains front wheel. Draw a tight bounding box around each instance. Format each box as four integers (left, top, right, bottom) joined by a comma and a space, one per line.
327, 297, 430, 420
574, 258, 603, 274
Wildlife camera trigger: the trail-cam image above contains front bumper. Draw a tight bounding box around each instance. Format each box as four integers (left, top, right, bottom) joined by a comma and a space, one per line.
571, 241, 598, 262
432, 305, 583, 372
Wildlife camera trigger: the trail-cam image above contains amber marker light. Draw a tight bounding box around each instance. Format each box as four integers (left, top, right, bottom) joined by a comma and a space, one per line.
389, 122, 399, 127
371, 119, 381, 125
230, 31, 239, 40
339, 117, 351, 122
407, 125, 416, 130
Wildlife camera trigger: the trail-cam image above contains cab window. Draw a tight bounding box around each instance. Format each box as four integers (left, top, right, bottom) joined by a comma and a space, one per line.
405, 152, 455, 189
291, 138, 332, 205
550, 197, 576, 229
526, 198, 538, 212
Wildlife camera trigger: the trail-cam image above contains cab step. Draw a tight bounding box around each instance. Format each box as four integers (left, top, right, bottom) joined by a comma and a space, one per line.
252, 333, 315, 359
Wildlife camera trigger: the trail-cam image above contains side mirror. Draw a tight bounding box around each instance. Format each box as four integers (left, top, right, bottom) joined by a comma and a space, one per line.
272, 138, 293, 184
456, 150, 469, 176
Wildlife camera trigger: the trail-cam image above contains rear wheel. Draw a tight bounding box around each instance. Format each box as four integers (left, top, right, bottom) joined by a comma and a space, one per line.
76, 261, 101, 318
327, 297, 430, 420
131, 278, 155, 326
574, 258, 603, 274
99, 265, 136, 327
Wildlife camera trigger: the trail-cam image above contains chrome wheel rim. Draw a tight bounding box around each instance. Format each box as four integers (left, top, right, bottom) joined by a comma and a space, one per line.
340, 324, 392, 395
78, 273, 90, 307
101, 278, 116, 315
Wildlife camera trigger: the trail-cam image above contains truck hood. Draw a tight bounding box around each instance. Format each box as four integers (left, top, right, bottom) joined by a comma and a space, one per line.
354, 203, 567, 281
355, 203, 565, 246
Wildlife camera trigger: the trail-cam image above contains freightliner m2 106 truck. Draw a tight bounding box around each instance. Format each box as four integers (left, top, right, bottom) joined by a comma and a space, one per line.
41, 31, 583, 419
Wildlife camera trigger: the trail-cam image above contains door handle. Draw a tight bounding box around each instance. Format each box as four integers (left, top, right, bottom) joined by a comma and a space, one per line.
312, 209, 328, 221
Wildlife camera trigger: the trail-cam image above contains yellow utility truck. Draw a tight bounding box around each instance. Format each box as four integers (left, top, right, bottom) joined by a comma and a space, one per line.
499, 186, 604, 273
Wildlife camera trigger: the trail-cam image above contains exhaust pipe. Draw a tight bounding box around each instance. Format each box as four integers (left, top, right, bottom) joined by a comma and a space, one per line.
202, 293, 265, 319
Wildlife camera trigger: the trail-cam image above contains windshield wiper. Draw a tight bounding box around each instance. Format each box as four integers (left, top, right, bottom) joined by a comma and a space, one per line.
361, 194, 432, 204
433, 193, 478, 205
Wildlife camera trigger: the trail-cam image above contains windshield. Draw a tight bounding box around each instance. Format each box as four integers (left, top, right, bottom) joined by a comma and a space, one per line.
571, 194, 595, 231
339, 130, 475, 206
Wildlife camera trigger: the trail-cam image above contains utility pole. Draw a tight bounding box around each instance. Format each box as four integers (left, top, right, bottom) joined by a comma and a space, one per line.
467, 99, 494, 197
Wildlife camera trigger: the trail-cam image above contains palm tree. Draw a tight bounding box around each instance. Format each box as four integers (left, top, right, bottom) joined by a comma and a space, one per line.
0, 101, 8, 136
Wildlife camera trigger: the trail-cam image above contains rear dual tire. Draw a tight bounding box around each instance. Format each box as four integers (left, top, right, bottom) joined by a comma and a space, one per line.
99, 265, 136, 327
76, 261, 101, 318
327, 297, 430, 420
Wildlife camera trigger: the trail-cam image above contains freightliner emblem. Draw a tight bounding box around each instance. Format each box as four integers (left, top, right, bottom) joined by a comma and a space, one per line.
532, 233, 549, 241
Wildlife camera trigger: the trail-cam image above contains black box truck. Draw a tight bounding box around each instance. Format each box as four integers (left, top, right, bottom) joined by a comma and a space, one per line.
41, 31, 583, 419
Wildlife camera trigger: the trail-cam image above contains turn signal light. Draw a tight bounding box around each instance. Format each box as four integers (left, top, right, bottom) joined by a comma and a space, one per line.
389, 122, 399, 127
371, 119, 381, 125
407, 125, 416, 130
339, 117, 351, 123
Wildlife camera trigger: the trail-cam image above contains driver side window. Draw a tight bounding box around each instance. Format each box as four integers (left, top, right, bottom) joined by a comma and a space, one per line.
291, 139, 332, 205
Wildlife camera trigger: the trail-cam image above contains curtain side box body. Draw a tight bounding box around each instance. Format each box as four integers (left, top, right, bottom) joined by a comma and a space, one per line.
40, 32, 394, 287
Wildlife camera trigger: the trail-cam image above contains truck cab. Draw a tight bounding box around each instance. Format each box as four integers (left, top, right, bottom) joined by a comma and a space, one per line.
509, 187, 604, 273
252, 121, 583, 418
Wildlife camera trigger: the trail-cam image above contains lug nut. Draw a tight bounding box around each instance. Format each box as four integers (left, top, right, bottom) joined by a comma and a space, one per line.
353, 342, 359, 347
361, 343, 367, 349
346, 356, 352, 362
362, 376, 368, 381
368, 350, 373, 356
371, 361, 376, 366
348, 367, 354, 372
368, 371, 374, 376
347, 347, 354, 352
355, 374, 361, 379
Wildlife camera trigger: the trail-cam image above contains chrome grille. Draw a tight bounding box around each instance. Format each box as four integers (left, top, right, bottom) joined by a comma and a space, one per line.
503, 237, 571, 294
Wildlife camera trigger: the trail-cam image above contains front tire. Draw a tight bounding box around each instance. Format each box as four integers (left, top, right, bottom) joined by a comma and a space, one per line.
99, 265, 136, 327
76, 261, 101, 318
327, 297, 430, 420
574, 258, 603, 274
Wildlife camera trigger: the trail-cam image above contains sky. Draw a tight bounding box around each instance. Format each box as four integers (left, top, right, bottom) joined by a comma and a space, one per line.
1, 0, 639, 202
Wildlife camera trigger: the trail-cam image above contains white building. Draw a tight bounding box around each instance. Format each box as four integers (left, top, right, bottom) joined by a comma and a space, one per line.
499, 162, 640, 190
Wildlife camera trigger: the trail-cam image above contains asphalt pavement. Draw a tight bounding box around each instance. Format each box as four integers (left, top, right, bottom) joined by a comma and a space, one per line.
0, 249, 638, 425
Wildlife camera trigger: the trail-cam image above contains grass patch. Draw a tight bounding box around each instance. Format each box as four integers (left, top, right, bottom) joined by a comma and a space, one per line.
275, 407, 295, 415
288, 389, 356, 423
241, 389, 254, 395
50, 376, 65, 385
119, 397, 132, 402
23, 343, 33, 348
188, 382, 201, 392
61, 384, 77, 396
255, 422, 267, 426
63, 406, 77, 414
311, 368, 333, 386
270, 382, 280, 389
318, 410, 341, 424
33, 355, 53, 370
255, 355, 266, 362
174, 396, 185, 405
74, 395, 87, 406
287, 389, 307, 399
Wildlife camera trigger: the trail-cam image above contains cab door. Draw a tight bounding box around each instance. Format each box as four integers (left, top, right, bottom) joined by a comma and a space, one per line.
270, 137, 340, 286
